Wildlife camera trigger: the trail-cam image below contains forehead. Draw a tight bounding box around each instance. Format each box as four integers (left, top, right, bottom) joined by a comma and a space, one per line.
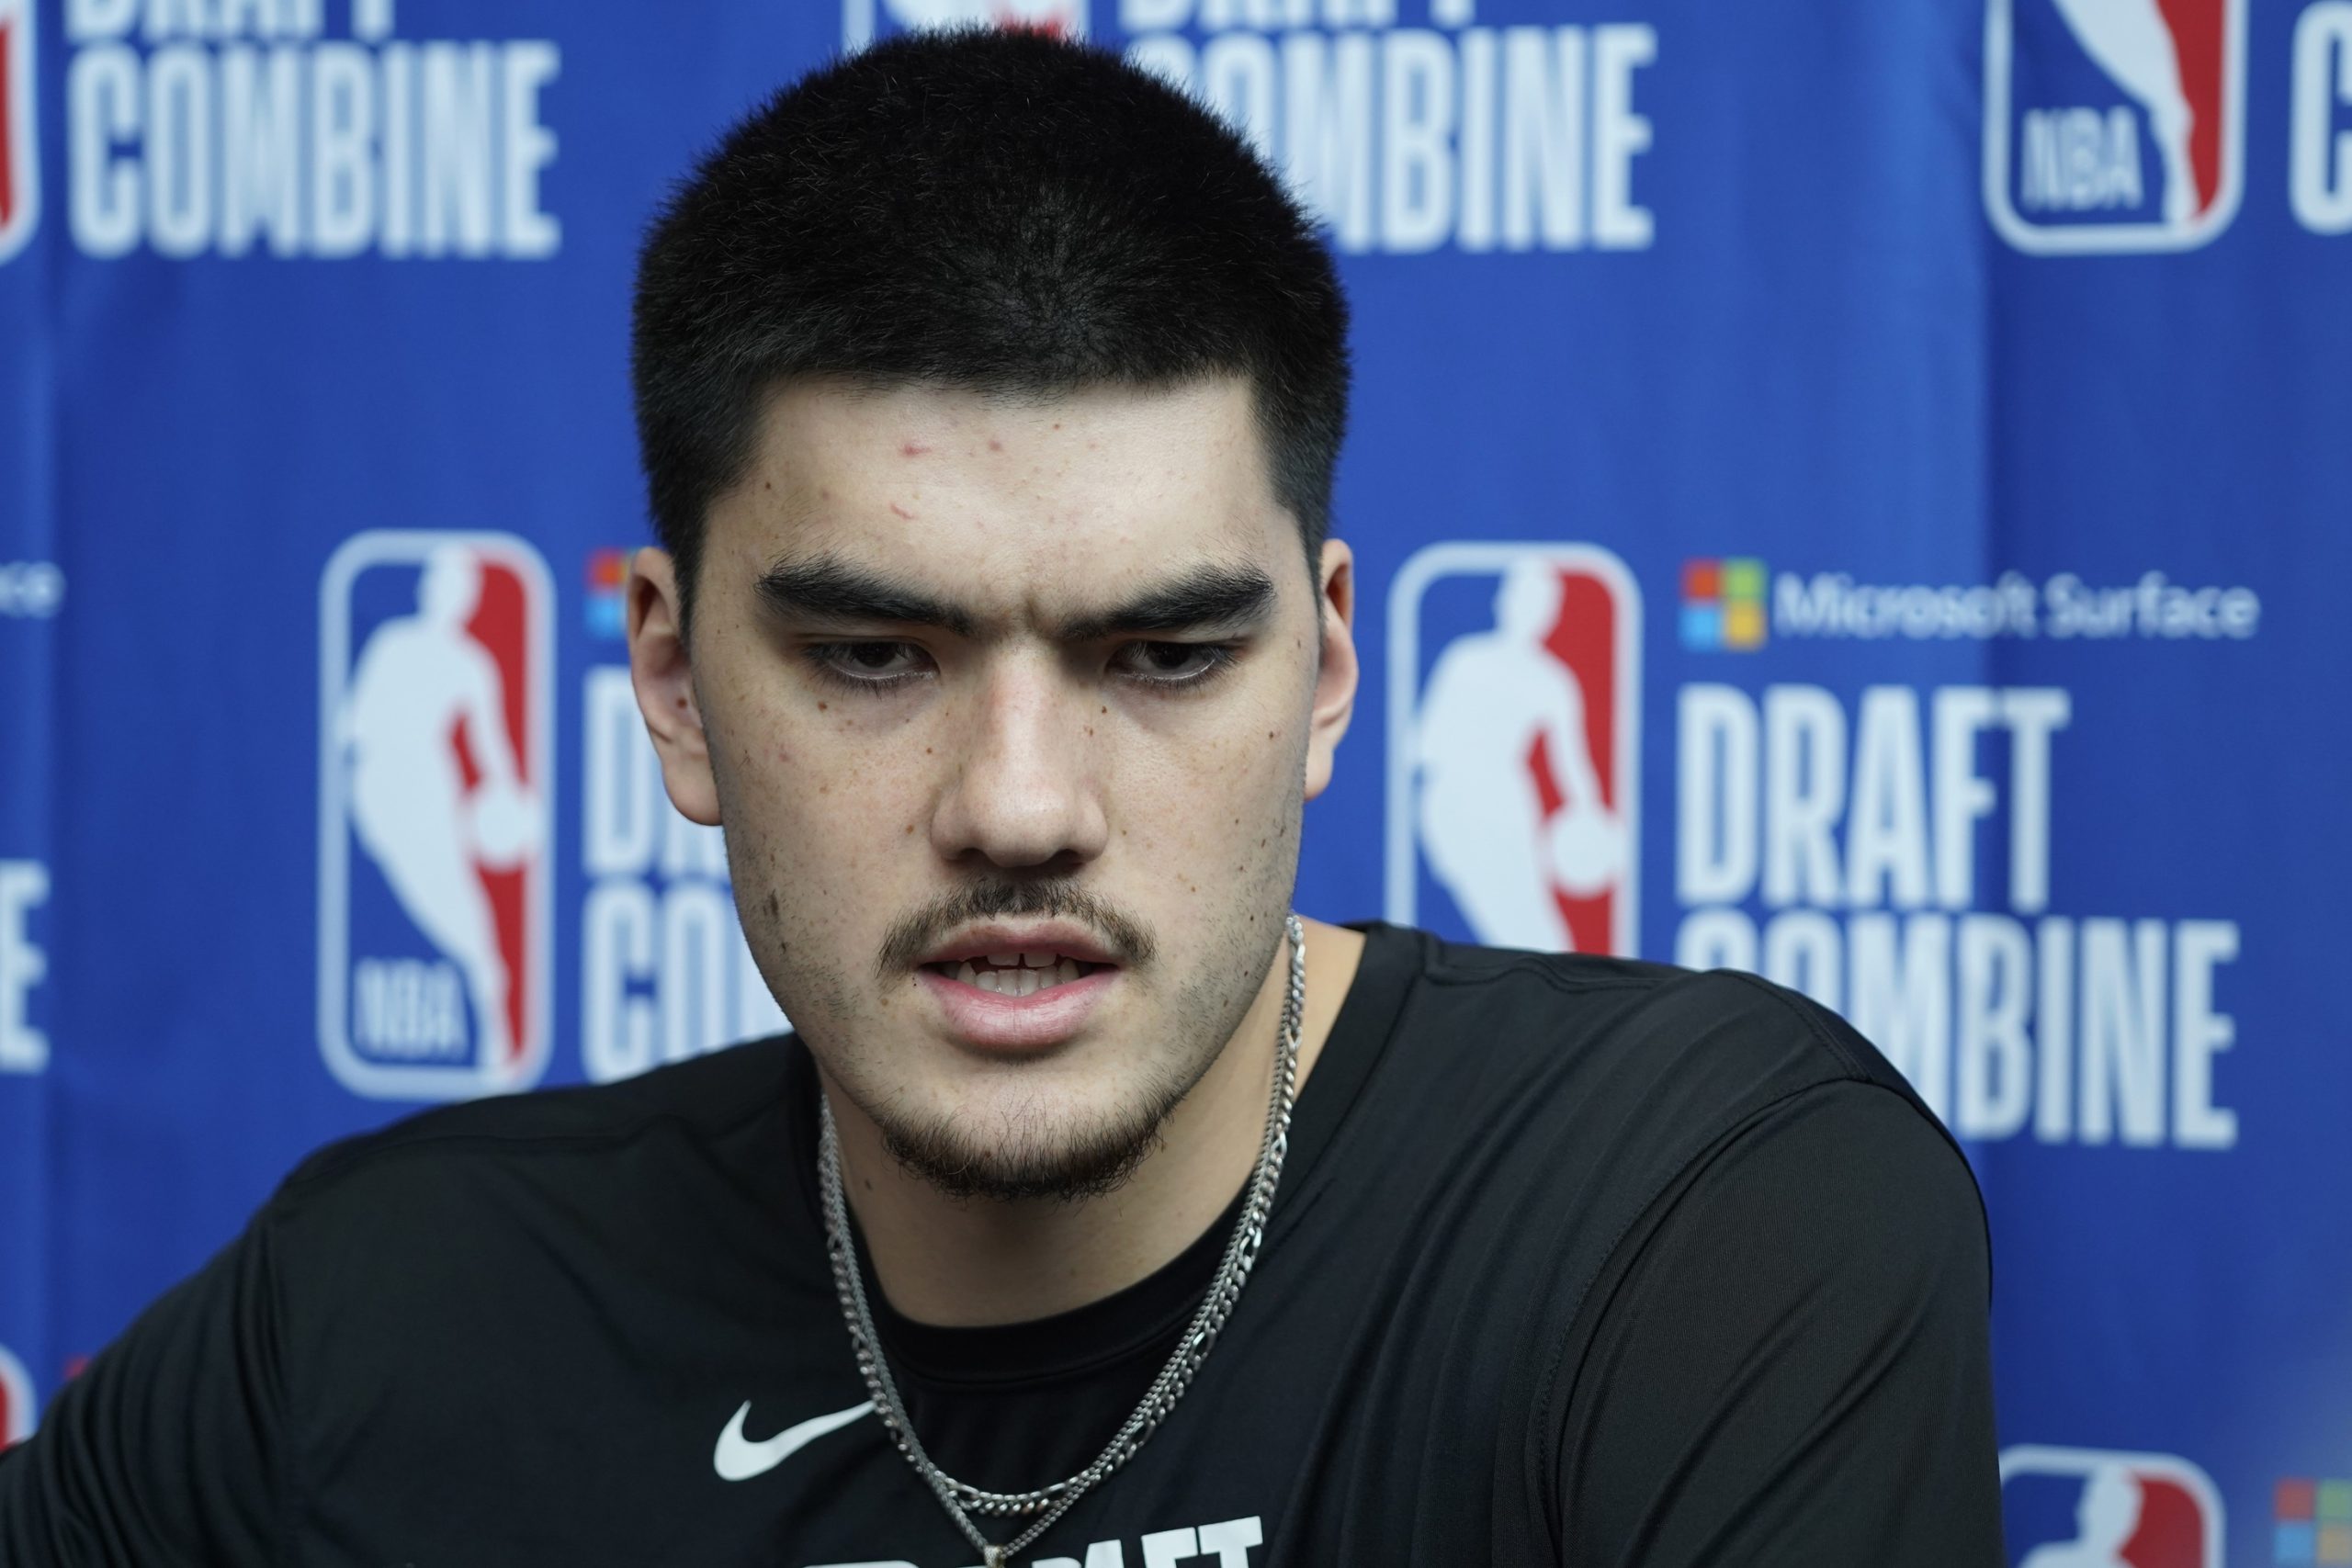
716, 376, 1294, 591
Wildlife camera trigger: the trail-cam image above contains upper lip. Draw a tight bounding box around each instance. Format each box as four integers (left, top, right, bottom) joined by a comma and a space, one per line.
916, 921, 1122, 968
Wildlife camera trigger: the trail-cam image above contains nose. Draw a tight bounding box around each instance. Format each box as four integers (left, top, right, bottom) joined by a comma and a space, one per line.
929, 654, 1109, 871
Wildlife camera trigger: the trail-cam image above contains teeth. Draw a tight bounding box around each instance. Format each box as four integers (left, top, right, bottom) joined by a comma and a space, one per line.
948, 953, 1092, 997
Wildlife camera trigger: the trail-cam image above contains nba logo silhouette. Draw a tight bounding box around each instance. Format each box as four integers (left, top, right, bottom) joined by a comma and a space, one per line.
1984, 0, 2246, 252
0, 1341, 30, 1447
843, 0, 1085, 51
1386, 543, 1641, 956
319, 533, 554, 1100
0, 0, 38, 265
2001, 1445, 2224, 1568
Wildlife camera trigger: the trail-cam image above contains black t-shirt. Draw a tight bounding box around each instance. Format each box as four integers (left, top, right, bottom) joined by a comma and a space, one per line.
0, 925, 2005, 1566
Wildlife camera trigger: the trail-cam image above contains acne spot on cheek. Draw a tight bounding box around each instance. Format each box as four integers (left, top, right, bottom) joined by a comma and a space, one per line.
901, 442, 929, 457
904, 824, 915, 835
988, 438, 1002, 452
818, 702, 828, 712
890, 502, 914, 519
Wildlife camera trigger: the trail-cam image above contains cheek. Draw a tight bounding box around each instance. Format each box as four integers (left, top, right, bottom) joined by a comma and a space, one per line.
720, 696, 931, 886
1118, 705, 1303, 864
720, 709, 941, 1016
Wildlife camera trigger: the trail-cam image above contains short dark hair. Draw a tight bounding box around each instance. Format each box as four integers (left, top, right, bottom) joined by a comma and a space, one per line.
630, 27, 1351, 637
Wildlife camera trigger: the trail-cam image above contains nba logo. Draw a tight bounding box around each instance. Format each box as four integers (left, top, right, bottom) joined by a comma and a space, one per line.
0, 0, 38, 265
843, 0, 1086, 51
2001, 1445, 2225, 1568
318, 533, 554, 1100
0, 1341, 30, 1447
1984, 0, 2246, 252
1385, 543, 1641, 956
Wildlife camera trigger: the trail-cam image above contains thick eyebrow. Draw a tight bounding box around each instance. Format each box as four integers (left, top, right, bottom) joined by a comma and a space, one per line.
754, 555, 1277, 643
1058, 562, 1278, 642
754, 555, 978, 638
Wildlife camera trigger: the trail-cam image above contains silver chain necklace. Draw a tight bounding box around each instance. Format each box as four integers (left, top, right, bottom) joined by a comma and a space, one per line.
818, 913, 1307, 1568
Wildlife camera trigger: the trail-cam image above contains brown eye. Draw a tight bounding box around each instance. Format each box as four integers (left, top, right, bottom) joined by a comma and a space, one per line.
807, 641, 932, 689
1111, 642, 1236, 686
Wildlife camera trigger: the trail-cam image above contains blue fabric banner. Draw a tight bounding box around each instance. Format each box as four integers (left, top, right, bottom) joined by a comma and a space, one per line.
3, 1, 2346, 1560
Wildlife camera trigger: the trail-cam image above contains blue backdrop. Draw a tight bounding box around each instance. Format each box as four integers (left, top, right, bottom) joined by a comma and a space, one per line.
3, 1, 2347, 1562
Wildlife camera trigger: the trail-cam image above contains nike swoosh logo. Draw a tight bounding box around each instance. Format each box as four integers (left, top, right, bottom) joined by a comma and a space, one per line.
713, 1399, 875, 1482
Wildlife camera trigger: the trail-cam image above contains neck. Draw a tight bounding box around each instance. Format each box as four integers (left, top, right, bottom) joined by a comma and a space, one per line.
822, 917, 1365, 1328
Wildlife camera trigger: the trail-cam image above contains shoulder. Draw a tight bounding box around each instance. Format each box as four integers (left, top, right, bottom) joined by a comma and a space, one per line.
1548, 1072, 2001, 1560
217, 1040, 809, 1481
1350, 924, 1984, 1286
1379, 923, 1931, 1116
264, 1036, 797, 1249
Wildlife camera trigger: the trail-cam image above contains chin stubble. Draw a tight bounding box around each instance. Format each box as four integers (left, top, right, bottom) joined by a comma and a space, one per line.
873, 1063, 1203, 1203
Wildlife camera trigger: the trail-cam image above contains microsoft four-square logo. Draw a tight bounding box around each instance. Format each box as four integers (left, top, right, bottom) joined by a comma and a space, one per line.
585, 547, 629, 639
2278, 1477, 2352, 1566
1681, 558, 1766, 651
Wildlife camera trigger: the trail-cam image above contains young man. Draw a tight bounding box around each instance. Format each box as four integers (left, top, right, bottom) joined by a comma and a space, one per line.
0, 28, 2003, 1567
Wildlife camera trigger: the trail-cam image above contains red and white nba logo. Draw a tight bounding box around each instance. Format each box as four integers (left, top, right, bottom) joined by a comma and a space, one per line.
1984, 0, 2246, 253
843, 0, 1086, 51
2000, 1445, 2224, 1567
0, 1341, 31, 1447
1386, 543, 1642, 956
318, 532, 554, 1100
0, 0, 38, 265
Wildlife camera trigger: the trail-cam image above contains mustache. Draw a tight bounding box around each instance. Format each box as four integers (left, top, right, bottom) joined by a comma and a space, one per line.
876, 878, 1159, 979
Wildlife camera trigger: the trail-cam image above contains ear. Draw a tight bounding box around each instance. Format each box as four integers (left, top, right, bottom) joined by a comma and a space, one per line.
627, 547, 722, 827
1302, 538, 1359, 802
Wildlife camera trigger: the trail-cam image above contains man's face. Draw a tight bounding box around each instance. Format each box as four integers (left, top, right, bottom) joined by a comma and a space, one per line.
628, 377, 1357, 1199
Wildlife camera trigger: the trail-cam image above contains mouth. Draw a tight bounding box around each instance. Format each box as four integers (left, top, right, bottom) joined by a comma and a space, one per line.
911, 924, 1125, 1051
920, 953, 1110, 997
